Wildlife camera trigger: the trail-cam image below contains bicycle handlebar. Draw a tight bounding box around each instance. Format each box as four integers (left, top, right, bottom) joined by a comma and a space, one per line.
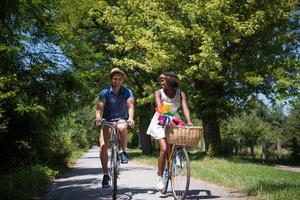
95, 119, 132, 128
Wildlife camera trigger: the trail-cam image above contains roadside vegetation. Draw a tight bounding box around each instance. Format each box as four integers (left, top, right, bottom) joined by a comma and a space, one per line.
128, 149, 300, 200
0, 107, 95, 200
0, 148, 87, 200
0, 165, 57, 200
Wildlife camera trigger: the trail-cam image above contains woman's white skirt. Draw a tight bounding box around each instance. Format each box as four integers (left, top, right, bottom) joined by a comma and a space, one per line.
146, 112, 165, 139
146, 112, 180, 139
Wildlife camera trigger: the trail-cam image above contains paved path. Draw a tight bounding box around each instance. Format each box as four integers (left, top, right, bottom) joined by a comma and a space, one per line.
275, 165, 300, 173
43, 146, 250, 200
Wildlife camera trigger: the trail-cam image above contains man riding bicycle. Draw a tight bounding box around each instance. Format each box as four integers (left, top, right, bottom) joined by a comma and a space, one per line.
95, 67, 135, 188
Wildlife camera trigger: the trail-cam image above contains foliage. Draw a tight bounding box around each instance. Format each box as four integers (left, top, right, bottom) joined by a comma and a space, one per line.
286, 96, 300, 139
88, 0, 299, 117
45, 106, 95, 166
0, 0, 93, 172
1, 0, 299, 176
285, 96, 300, 161
52, 0, 299, 154
0, 75, 17, 132
220, 99, 300, 161
221, 103, 273, 156
0, 165, 57, 200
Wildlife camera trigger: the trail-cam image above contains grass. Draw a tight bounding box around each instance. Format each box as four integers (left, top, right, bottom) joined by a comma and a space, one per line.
127, 148, 300, 200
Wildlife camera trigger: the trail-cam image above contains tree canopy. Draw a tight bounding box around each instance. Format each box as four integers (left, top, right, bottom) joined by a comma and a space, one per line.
0, 0, 90, 171
0, 0, 299, 169
52, 0, 299, 154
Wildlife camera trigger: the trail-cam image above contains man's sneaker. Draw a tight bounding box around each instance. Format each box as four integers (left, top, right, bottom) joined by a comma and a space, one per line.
156, 176, 165, 190
120, 151, 129, 164
102, 175, 110, 188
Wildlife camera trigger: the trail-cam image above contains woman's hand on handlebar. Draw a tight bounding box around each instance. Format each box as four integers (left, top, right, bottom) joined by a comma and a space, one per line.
187, 121, 193, 126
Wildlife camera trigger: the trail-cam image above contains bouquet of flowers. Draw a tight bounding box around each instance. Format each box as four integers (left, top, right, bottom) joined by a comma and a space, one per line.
156, 104, 185, 126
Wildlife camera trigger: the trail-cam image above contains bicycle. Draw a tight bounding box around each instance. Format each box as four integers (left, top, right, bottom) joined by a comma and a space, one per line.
97, 119, 131, 200
161, 125, 202, 200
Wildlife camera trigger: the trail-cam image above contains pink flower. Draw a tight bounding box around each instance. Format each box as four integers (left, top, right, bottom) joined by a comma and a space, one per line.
171, 118, 186, 126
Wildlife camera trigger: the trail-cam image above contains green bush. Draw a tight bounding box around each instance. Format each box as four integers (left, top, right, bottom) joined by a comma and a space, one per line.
0, 165, 57, 200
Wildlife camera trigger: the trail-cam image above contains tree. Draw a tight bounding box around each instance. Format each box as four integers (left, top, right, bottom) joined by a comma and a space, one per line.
286, 96, 300, 161
50, 0, 158, 153
0, 0, 88, 171
221, 103, 272, 157
92, 0, 299, 155
51, 0, 299, 155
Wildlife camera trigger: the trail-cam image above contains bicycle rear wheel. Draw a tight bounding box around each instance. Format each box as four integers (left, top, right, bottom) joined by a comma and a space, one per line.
171, 147, 190, 200
110, 146, 118, 200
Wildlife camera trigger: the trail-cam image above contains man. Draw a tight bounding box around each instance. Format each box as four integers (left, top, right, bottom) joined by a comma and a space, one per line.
95, 67, 135, 188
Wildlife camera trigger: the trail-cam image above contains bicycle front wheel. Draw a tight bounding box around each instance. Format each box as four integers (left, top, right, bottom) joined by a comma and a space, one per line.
171, 147, 190, 200
110, 146, 118, 200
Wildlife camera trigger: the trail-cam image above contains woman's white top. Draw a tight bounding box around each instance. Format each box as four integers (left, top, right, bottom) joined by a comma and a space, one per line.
146, 89, 181, 139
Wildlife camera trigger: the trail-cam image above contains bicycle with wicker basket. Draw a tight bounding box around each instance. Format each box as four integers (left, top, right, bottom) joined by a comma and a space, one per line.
161, 125, 203, 200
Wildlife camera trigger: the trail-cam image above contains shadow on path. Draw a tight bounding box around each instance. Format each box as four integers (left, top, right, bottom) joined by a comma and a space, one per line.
44, 164, 221, 200
43, 146, 247, 200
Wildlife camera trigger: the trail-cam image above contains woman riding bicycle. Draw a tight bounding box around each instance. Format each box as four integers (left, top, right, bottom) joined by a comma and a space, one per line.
146, 72, 193, 190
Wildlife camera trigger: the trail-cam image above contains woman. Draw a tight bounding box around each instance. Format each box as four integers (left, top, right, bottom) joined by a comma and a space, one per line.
146, 72, 193, 190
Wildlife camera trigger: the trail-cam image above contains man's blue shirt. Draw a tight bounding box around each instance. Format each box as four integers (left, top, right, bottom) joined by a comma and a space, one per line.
99, 86, 134, 121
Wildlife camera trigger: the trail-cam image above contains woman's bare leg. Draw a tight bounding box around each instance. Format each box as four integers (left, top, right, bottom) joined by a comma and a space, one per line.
157, 138, 168, 176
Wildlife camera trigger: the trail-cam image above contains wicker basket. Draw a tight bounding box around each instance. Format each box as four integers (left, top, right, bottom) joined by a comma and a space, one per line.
165, 126, 203, 146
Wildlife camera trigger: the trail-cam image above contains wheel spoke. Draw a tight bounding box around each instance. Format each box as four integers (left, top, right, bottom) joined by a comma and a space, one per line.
109, 146, 118, 200
171, 148, 190, 200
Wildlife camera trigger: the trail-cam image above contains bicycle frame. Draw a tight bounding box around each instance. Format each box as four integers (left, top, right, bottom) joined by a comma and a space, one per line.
165, 144, 175, 174
162, 143, 190, 200
100, 120, 128, 200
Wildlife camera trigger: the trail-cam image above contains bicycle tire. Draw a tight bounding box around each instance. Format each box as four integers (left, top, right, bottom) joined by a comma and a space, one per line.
111, 145, 118, 200
171, 147, 190, 200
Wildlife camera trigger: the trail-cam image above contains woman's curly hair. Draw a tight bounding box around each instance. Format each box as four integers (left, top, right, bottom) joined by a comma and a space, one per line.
160, 72, 179, 88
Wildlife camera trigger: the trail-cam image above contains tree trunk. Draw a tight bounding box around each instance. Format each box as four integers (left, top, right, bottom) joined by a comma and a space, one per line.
261, 139, 266, 162
193, 79, 224, 156
250, 140, 255, 158
203, 119, 221, 156
277, 138, 282, 161
138, 104, 153, 154
234, 144, 238, 155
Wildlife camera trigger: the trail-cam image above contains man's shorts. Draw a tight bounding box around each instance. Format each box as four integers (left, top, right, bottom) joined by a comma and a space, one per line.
99, 119, 128, 146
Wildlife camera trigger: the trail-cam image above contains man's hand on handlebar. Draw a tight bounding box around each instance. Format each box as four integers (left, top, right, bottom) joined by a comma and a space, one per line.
94, 118, 102, 127
127, 118, 135, 128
